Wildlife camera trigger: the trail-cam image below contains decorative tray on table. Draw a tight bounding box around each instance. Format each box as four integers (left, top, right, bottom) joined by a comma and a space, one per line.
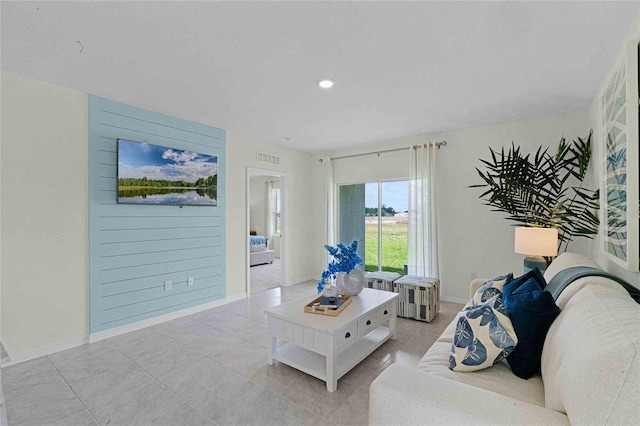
304, 295, 352, 316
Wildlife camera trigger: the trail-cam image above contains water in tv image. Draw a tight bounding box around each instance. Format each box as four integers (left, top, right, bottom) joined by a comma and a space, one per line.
117, 139, 218, 206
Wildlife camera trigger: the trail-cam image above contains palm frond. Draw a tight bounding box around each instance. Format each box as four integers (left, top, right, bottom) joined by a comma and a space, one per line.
470, 131, 600, 252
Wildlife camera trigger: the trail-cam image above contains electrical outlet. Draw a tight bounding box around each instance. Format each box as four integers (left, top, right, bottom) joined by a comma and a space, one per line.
164, 280, 172, 291
187, 277, 194, 286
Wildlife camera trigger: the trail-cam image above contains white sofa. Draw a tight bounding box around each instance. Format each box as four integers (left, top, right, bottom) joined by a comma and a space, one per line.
249, 236, 275, 266
369, 252, 640, 425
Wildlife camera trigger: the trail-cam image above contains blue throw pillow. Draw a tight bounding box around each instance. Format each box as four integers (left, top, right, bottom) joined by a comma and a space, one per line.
449, 294, 518, 372
472, 273, 514, 305
503, 277, 560, 379
502, 268, 546, 301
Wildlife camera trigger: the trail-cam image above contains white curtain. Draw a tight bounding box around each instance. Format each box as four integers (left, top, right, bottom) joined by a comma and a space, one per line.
266, 180, 274, 240
322, 157, 335, 264
407, 142, 439, 278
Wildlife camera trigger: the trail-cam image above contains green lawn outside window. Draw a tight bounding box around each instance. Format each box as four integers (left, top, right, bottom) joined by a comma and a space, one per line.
364, 220, 408, 274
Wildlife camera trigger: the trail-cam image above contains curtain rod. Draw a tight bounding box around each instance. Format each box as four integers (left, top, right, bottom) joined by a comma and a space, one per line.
319, 140, 447, 162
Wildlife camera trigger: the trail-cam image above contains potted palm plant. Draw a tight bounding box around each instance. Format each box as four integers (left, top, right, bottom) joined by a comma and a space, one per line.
471, 131, 599, 253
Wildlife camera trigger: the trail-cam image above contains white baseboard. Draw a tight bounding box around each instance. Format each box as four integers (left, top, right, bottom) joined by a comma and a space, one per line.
2, 293, 248, 367
1, 336, 90, 367
285, 276, 316, 287
440, 295, 468, 304
90, 293, 247, 343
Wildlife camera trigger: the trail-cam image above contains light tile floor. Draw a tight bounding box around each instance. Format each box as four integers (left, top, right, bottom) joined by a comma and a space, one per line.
2, 281, 463, 426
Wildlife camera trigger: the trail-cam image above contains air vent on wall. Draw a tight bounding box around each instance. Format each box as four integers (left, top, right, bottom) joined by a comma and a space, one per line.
257, 151, 280, 165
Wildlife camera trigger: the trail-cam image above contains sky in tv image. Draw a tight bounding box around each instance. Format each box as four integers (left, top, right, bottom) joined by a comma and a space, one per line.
118, 139, 217, 182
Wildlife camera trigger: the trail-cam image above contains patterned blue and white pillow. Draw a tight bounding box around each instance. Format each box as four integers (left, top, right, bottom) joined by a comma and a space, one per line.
472, 273, 514, 305
449, 294, 518, 372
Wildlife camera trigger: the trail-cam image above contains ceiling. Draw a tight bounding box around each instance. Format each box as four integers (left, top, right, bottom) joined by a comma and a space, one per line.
2, 1, 638, 152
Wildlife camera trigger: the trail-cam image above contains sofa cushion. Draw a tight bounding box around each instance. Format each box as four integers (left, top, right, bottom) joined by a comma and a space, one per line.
436, 318, 458, 344
503, 278, 560, 379
449, 295, 518, 372
554, 275, 630, 309
544, 252, 629, 308
472, 273, 513, 305
370, 365, 568, 426
541, 284, 640, 425
435, 299, 475, 345
419, 341, 546, 407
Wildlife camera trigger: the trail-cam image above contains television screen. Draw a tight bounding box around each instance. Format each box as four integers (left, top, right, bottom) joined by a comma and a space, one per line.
117, 139, 218, 206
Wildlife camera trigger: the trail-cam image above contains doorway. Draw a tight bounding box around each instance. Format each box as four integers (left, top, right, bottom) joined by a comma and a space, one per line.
246, 167, 286, 295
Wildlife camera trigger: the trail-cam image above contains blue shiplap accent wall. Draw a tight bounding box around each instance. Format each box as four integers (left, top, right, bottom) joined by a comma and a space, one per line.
89, 95, 226, 333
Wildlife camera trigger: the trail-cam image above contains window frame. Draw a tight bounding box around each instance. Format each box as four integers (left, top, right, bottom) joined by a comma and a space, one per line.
272, 187, 281, 235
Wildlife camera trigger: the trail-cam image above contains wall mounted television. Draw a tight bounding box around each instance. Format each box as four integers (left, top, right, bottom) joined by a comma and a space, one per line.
117, 139, 218, 206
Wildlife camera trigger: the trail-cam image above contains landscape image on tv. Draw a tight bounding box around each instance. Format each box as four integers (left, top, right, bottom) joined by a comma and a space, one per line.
117, 139, 218, 206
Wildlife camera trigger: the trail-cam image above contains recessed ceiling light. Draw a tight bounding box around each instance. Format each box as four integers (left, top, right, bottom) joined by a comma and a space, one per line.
318, 79, 335, 89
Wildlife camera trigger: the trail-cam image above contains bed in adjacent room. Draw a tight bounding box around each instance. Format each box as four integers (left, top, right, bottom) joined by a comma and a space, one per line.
249, 235, 275, 266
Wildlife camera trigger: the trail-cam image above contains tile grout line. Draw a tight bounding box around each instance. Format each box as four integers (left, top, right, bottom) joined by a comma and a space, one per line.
102, 339, 216, 425
185, 310, 269, 348
141, 305, 316, 417
107, 305, 317, 422
106, 330, 305, 425
3, 284, 459, 426
43, 355, 100, 425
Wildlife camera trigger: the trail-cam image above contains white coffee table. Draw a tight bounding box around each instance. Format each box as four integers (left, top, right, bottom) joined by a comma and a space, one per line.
264, 288, 398, 392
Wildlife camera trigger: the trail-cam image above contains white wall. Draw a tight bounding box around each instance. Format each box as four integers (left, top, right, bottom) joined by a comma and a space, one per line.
5, 13, 636, 356
587, 9, 640, 287
331, 138, 412, 184
0, 74, 3, 346
226, 133, 318, 294
249, 175, 268, 236
1, 72, 320, 360
316, 111, 591, 301
433, 111, 591, 300
1, 72, 89, 357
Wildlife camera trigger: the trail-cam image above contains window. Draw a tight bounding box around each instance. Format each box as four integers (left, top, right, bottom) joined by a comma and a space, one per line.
338, 180, 408, 273
273, 187, 281, 234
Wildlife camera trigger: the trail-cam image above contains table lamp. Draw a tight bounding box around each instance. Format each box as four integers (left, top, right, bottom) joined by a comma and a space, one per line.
514, 227, 558, 274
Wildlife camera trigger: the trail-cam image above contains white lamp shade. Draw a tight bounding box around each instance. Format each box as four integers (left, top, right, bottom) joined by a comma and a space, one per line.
514, 227, 558, 257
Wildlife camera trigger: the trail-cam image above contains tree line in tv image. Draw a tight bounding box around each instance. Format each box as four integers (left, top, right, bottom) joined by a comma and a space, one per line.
118, 175, 217, 202
117, 138, 218, 206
